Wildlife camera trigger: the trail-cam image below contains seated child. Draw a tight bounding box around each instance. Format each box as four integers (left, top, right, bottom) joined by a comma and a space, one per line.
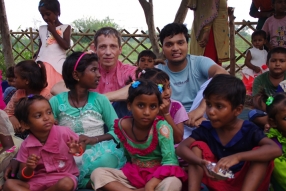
176, 74, 282, 191
0, 110, 22, 188
90, 79, 187, 191
3, 95, 81, 191
139, 68, 188, 143
242, 30, 268, 95
253, 47, 286, 96
265, 93, 286, 191
3, 66, 16, 105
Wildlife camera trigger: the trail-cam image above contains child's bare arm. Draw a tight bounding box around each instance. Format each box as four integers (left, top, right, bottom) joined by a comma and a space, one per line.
244, 51, 261, 73
176, 137, 201, 165
145, 177, 162, 191
214, 137, 282, 172
18, 155, 40, 181
48, 22, 71, 50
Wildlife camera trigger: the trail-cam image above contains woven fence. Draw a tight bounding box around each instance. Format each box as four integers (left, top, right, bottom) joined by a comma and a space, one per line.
0, 21, 256, 76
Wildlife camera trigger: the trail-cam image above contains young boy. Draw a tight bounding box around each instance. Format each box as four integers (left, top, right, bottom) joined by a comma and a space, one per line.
242, 30, 268, 95
176, 74, 282, 191
252, 47, 286, 96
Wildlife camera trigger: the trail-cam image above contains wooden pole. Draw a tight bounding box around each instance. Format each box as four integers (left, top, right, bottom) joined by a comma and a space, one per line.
228, 7, 236, 76
0, 0, 14, 67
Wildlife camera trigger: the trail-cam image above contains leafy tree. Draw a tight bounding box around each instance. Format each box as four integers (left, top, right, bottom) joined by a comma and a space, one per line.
71, 16, 120, 33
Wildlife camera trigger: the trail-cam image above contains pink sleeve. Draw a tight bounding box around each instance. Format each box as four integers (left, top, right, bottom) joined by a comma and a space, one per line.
170, 100, 189, 124
262, 18, 270, 37
40, 88, 53, 100
4, 90, 26, 117
16, 141, 28, 163
123, 64, 137, 81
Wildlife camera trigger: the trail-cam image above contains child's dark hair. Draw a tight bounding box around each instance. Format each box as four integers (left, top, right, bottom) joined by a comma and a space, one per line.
251, 30, 267, 40
15, 95, 50, 124
134, 50, 157, 79
6, 66, 15, 78
62, 52, 99, 90
127, 79, 163, 105
139, 68, 169, 84
137, 50, 156, 63
203, 74, 246, 109
159, 23, 189, 45
267, 47, 286, 62
266, 93, 286, 119
38, 0, 61, 15
15, 60, 47, 91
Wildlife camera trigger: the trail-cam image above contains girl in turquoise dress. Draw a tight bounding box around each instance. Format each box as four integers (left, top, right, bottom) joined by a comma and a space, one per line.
90, 79, 187, 191
49, 52, 126, 189
265, 93, 286, 191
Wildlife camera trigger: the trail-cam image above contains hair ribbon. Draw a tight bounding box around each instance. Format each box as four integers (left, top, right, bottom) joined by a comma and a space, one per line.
131, 81, 141, 88
266, 96, 274, 106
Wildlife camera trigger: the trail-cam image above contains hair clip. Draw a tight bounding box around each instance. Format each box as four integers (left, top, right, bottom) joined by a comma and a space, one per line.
131, 81, 141, 88
158, 84, 163, 93
266, 96, 274, 106
141, 70, 146, 74
39, 2, 45, 7
27, 94, 34, 98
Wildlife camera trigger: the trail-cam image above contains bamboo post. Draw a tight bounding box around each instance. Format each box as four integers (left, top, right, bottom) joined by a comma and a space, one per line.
228, 7, 236, 76
30, 27, 34, 57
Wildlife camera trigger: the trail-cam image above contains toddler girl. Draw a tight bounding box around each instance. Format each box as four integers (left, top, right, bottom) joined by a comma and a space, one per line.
265, 93, 286, 190
139, 68, 188, 143
35, 0, 71, 90
3, 95, 81, 191
4, 60, 52, 132
49, 52, 125, 189
242, 30, 268, 95
90, 79, 187, 191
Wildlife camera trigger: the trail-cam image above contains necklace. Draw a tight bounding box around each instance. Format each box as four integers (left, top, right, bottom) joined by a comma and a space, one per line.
131, 118, 148, 142
69, 92, 89, 115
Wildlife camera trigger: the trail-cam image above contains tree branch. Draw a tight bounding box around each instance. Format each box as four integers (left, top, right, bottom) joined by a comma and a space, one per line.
174, 0, 189, 23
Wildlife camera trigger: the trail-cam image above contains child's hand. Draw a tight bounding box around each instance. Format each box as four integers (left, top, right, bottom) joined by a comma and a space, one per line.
193, 117, 207, 127
253, 66, 262, 74
264, 123, 270, 133
67, 137, 81, 154
159, 98, 171, 116
214, 154, 240, 173
200, 159, 215, 179
47, 20, 57, 33
26, 154, 40, 170
9, 116, 22, 133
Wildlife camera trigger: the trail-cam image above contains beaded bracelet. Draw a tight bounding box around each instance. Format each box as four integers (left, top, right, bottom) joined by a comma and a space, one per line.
22, 167, 34, 179
73, 145, 84, 157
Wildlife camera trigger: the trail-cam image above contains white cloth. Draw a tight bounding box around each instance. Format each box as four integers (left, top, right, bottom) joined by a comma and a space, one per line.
36, 24, 69, 74
242, 47, 268, 78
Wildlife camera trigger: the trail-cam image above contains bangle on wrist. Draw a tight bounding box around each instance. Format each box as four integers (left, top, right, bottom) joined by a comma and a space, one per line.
164, 113, 170, 116
73, 145, 83, 157
22, 167, 34, 179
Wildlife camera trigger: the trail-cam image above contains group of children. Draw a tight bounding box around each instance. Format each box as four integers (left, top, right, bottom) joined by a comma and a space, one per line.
0, 0, 286, 191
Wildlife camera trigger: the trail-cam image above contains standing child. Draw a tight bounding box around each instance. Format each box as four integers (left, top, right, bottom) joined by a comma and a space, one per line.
49, 52, 126, 189
176, 74, 281, 191
262, 0, 286, 49
90, 79, 187, 191
35, 0, 71, 90
3, 95, 81, 191
139, 68, 188, 143
242, 30, 268, 95
4, 60, 52, 131
253, 47, 286, 96
265, 93, 286, 191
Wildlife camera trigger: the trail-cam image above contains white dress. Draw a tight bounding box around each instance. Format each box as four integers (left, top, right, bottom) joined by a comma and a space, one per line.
242, 47, 268, 79
36, 24, 69, 74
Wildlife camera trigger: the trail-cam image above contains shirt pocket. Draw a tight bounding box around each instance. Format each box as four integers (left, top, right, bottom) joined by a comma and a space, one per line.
52, 156, 69, 172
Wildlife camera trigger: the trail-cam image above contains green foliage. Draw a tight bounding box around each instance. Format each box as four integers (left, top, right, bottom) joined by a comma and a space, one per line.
72, 16, 120, 33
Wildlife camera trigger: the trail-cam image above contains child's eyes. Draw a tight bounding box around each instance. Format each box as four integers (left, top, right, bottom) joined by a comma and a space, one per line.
35, 114, 41, 118
150, 105, 157, 109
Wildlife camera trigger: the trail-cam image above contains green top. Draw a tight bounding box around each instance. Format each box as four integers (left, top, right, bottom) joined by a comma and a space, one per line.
267, 128, 286, 190
253, 71, 286, 96
114, 117, 179, 167
49, 92, 118, 140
